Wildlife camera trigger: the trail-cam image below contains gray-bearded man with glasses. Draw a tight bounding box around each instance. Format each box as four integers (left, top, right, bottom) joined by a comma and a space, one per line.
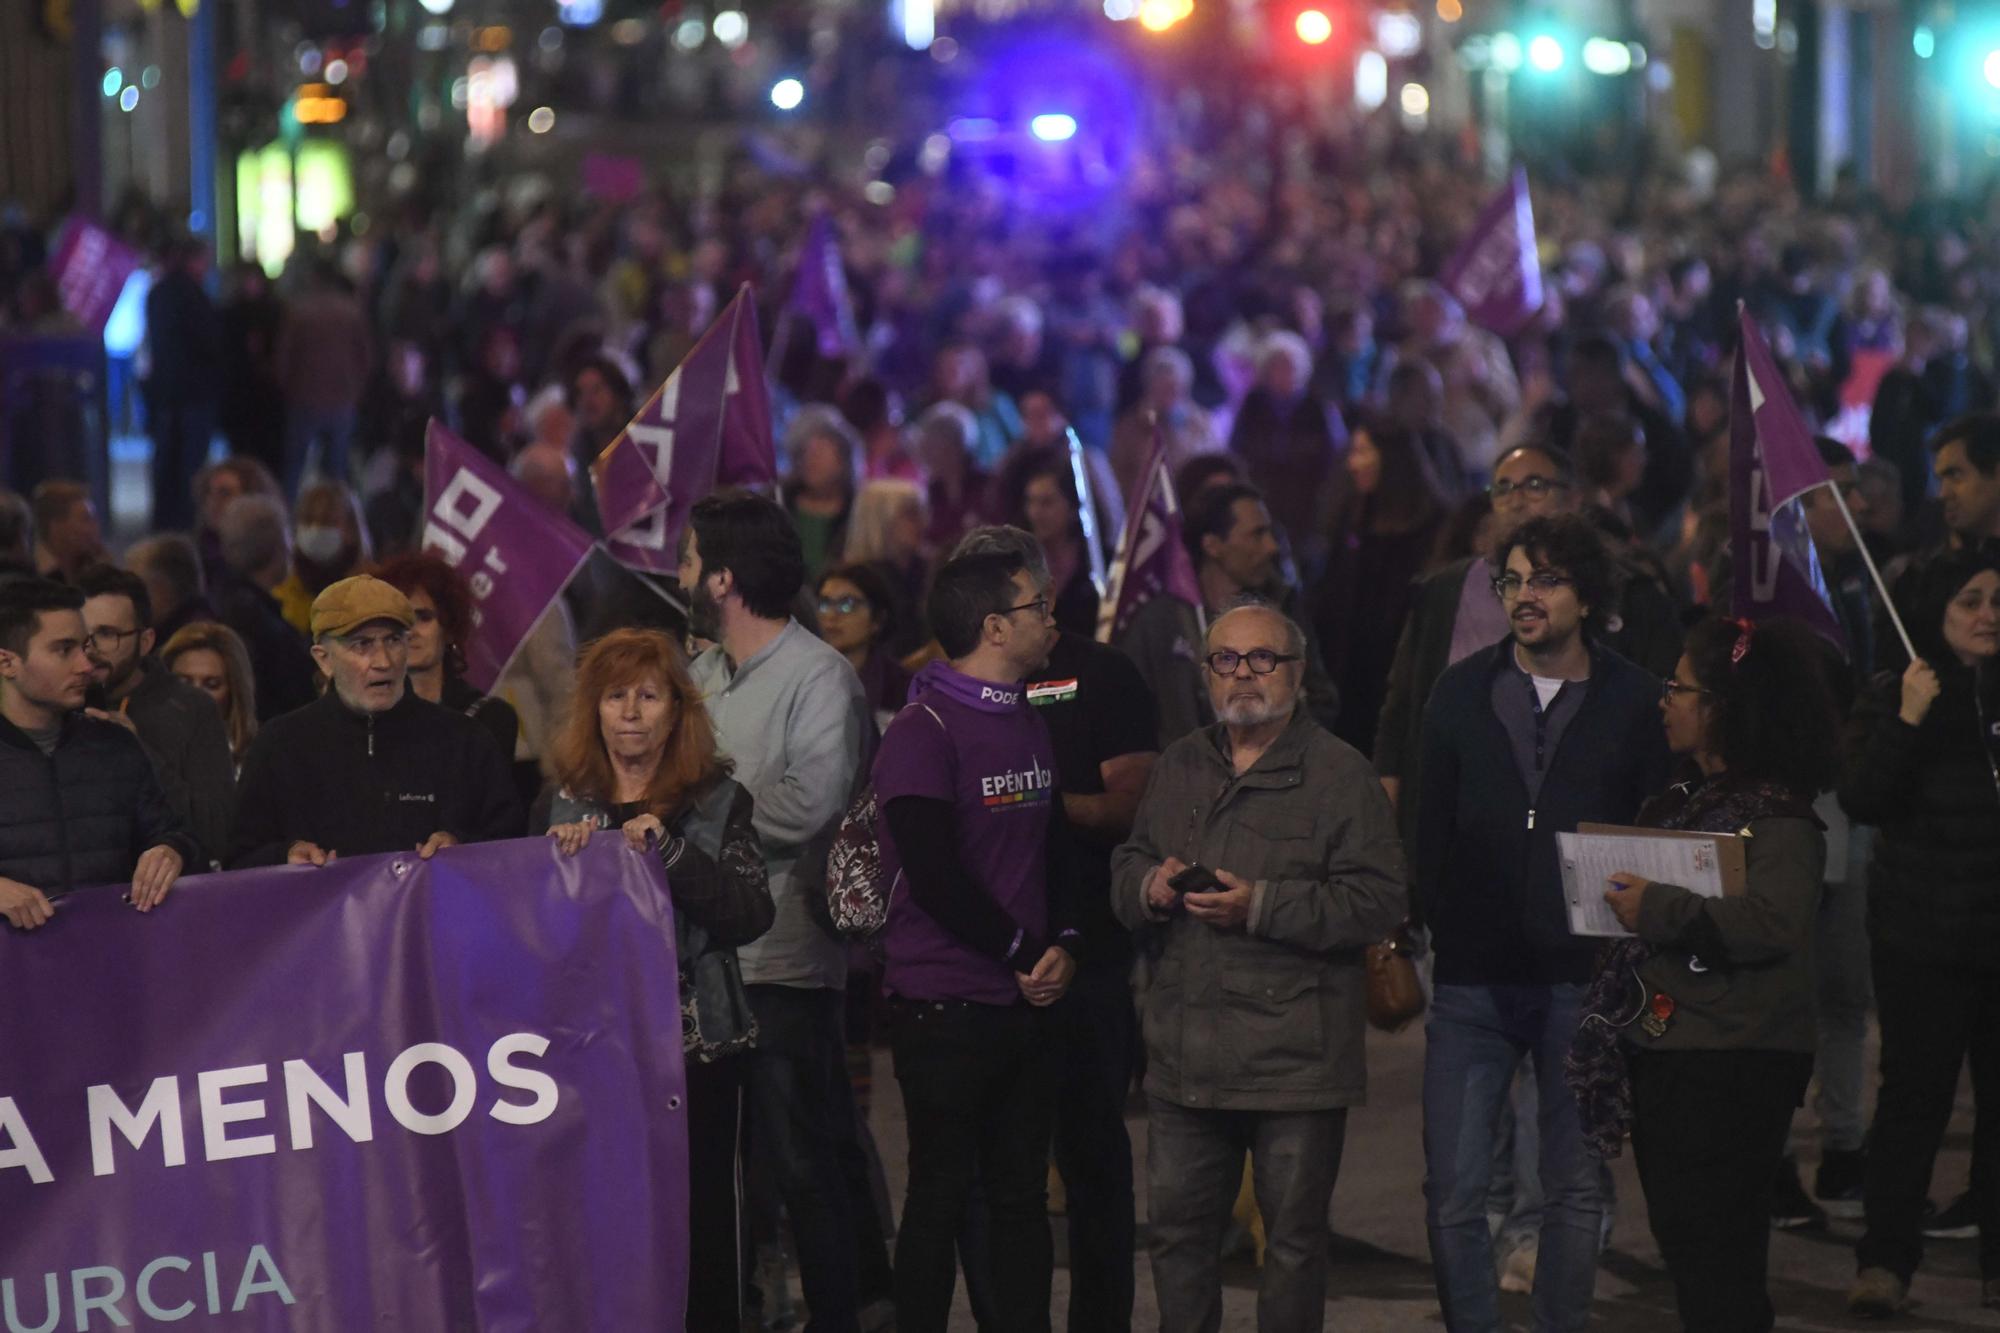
230, 575, 520, 867
1112, 600, 1405, 1333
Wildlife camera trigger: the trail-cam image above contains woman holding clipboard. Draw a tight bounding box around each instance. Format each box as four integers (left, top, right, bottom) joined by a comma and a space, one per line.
1567, 615, 1840, 1333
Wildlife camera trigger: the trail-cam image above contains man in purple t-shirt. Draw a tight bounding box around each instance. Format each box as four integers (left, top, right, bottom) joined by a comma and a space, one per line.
872, 545, 1078, 1333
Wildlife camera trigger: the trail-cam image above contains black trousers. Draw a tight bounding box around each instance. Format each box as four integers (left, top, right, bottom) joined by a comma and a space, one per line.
891, 999, 1056, 1333
1628, 1047, 1812, 1333
686, 1056, 746, 1333
1857, 945, 2000, 1282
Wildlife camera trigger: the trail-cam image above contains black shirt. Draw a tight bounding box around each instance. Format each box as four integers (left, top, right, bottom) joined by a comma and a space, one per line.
1024, 632, 1159, 965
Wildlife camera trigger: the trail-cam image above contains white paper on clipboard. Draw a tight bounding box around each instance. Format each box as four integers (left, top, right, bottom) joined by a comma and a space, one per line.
1557, 831, 1730, 938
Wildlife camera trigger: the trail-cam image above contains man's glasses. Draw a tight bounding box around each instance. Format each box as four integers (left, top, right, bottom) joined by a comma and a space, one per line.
84, 627, 141, 651
1491, 572, 1574, 601
1488, 476, 1572, 501
1660, 677, 1713, 702
1205, 649, 1301, 676
817, 596, 869, 617
1000, 596, 1050, 620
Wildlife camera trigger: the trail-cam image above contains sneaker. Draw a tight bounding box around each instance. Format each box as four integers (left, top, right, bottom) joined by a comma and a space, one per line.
1847, 1267, 1910, 1317
1814, 1147, 1867, 1220
1498, 1243, 1537, 1294
1771, 1157, 1828, 1231
1923, 1192, 1979, 1241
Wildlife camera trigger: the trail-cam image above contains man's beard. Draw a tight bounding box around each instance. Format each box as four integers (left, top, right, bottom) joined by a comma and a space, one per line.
686, 580, 722, 643
1216, 694, 1293, 727
83, 660, 134, 709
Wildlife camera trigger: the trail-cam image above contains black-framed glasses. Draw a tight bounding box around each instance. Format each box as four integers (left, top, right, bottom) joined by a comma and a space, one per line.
1488, 475, 1573, 501
1660, 677, 1713, 703
1205, 649, 1302, 676
998, 596, 1050, 620
1491, 572, 1574, 600
817, 595, 869, 617
83, 627, 141, 651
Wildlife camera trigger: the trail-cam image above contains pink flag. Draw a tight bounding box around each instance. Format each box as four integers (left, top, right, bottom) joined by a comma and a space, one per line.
422, 420, 595, 691
1728, 311, 1844, 646
593, 286, 776, 573
1097, 428, 1202, 643
1439, 168, 1544, 337
49, 217, 140, 335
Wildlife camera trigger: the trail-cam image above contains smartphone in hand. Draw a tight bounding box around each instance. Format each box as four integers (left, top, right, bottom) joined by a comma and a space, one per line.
1169, 864, 1227, 896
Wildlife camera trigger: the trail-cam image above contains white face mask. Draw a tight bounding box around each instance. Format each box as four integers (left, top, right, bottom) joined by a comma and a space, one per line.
295, 524, 346, 564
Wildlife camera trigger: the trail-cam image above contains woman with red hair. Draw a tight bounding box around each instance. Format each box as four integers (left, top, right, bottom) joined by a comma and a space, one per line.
538, 628, 774, 1333
372, 550, 519, 767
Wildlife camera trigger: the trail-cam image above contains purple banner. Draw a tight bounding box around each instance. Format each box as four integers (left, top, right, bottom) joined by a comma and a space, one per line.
1439, 168, 1544, 338
1729, 314, 1845, 645
423, 420, 595, 692
593, 287, 775, 574
0, 838, 689, 1331
49, 218, 140, 336
789, 215, 859, 359
1097, 428, 1202, 643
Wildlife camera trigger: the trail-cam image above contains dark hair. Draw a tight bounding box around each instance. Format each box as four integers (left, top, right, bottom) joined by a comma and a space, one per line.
687, 489, 807, 620
0, 489, 30, 557
74, 563, 153, 629
1493, 442, 1578, 485
373, 550, 476, 678
1352, 426, 1447, 534
1814, 435, 1857, 469
1431, 491, 1494, 568
1895, 547, 2000, 669
999, 445, 1081, 535
818, 561, 902, 645
126, 534, 206, 615
1172, 452, 1246, 501
1499, 514, 1619, 635
0, 578, 84, 657
1929, 412, 2000, 475
568, 354, 633, 410
1575, 414, 1645, 493
29, 479, 88, 536
1682, 615, 1842, 796
1182, 481, 1265, 566
928, 550, 1027, 659
1570, 333, 1627, 374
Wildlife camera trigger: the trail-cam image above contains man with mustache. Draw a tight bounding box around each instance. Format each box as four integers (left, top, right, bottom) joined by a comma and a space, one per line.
1413, 513, 1671, 1333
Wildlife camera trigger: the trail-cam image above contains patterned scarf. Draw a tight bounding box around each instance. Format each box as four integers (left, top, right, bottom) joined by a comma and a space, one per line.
1565, 775, 1814, 1159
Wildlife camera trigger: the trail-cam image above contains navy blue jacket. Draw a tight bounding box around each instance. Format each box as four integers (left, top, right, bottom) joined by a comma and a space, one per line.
0, 713, 201, 897
1415, 639, 1673, 986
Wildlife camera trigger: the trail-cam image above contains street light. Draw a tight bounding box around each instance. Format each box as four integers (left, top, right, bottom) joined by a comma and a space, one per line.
1295, 9, 1332, 45
1030, 112, 1078, 142
771, 78, 804, 110
1527, 34, 1565, 72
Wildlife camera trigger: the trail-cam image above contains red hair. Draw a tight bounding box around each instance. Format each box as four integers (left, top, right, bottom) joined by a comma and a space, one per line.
551, 629, 727, 819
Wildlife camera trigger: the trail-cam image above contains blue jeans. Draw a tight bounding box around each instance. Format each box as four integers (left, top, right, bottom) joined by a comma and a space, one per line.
283, 405, 356, 497
1423, 983, 1601, 1333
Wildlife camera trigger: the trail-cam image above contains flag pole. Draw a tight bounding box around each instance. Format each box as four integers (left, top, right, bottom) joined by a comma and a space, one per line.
1821, 482, 1917, 662
1065, 428, 1109, 600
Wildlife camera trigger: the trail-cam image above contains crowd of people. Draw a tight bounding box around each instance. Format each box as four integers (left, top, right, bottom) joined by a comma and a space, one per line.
3, 114, 2000, 1333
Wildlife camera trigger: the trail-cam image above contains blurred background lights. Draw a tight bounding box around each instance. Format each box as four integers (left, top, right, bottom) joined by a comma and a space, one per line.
527, 105, 555, 132
1030, 112, 1077, 141
417, 0, 454, 12
102, 68, 122, 98
673, 17, 706, 49
119, 86, 140, 112
1399, 81, 1430, 117
1527, 34, 1565, 71
1295, 10, 1332, 45
1492, 32, 1523, 71
1375, 12, 1421, 58
1913, 25, 1935, 59
325, 58, 349, 84
1986, 49, 2000, 89
1104, 0, 1140, 19
1355, 50, 1388, 108
712, 10, 748, 46
1581, 38, 1632, 75
771, 78, 805, 109
1138, 0, 1193, 33
1435, 0, 1462, 22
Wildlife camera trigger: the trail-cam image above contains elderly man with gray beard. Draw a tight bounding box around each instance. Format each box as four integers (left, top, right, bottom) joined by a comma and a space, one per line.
1111, 601, 1407, 1333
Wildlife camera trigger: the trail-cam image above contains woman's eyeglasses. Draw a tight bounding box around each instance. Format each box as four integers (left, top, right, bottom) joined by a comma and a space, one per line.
1660, 677, 1713, 702
817, 596, 869, 617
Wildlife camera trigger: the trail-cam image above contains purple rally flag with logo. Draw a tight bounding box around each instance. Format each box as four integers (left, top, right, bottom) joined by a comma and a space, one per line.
1439, 167, 1544, 337
789, 214, 859, 359
593, 287, 776, 573
1097, 428, 1203, 643
0, 838, 689, 1331
423, 420, 595, 692
48, 217, 140, 335
1729, 309, 1846, 646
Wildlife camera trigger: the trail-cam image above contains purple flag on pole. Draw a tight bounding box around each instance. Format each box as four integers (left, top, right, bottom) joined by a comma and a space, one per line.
0, 838, 689, 1330
48, 217, 140, 335
1097, 429, 1202, 643
593, 288, 775, 573
1439, 167, 1544, 337
789, 215, 859, 359
423, 420, 594, 691
1729, 311, 1845, 645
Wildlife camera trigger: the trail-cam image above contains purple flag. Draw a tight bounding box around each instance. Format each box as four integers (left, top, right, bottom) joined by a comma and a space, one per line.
1097, 428, 1202, 643
0, 838, 689, 1330
1439, 168, 1544, 337
423, 420, 594, 691
593, 288, 775, 573
1729, 313, 1845, 645
48, 217, 140, 335
789, 215, 859, 359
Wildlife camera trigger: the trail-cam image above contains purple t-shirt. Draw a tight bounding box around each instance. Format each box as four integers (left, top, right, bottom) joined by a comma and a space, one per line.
872, 662, 1057, 1005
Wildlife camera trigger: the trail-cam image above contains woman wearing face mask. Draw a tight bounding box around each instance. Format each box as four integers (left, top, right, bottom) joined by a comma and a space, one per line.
538, 629, 774, 1333
1843, 550, 2000, 1318
1568, 615, 1840, 1333
372, 551, 521, 771
275, 481, 372, 635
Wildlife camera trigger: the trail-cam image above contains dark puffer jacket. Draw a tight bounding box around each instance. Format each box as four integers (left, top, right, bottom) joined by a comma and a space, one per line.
1840, 664, 2000, 968
0, 714, 201, 896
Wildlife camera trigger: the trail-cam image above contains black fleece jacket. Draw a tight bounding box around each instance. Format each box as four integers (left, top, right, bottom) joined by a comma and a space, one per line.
0, 713, 201, 896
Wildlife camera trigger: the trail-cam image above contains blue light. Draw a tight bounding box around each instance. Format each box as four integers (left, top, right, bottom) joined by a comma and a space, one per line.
770, 78, 804, 110
1913, 25, 1935, 59
1029, 113, 1077, 142
102, 68, 122, 98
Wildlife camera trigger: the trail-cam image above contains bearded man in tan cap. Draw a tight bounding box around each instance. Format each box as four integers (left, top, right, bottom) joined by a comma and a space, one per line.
227, 575, 521, 867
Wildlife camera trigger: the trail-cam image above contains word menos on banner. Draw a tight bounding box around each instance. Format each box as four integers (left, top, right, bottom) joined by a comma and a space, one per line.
0, 1031, 557, 1186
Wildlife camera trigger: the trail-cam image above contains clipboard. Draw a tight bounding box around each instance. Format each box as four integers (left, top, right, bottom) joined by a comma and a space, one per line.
1559, 823, 1748, 939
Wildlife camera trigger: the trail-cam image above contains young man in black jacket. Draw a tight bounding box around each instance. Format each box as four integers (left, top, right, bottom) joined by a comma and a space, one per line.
229, 575, 521, 868
0, 579, 197, 929
1414, 514, 1672, 1333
